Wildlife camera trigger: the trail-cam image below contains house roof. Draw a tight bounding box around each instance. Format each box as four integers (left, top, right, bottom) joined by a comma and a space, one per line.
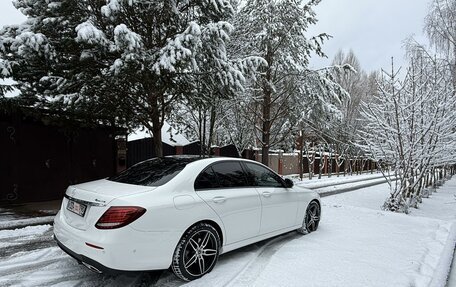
128, 122, 191, 147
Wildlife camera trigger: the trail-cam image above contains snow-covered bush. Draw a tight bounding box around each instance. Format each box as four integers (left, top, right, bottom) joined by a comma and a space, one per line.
359, 44, 456, 212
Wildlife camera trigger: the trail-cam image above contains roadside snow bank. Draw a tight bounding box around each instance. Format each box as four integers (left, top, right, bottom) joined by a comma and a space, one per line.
296, 173, 385, 189
0, 225, 52, 249
0, 216, 54, 230
0, 225, 51, 240
429, 223, 456, 287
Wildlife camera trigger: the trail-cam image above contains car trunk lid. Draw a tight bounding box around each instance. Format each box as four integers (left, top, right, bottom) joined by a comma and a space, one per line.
62, 179, 154, 231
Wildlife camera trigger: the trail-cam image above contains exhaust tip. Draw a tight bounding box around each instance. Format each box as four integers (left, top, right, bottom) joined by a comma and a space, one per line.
82, 262, 103, 274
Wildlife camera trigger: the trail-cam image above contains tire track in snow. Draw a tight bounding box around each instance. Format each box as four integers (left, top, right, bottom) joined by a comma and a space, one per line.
223, 232, 301, 287
0, 255, 65, 278
153, 233, 301, 287
1, 243, 163, 287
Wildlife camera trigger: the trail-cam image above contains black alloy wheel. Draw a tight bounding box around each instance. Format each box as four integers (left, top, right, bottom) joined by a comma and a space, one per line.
172, 223, 220, 281
297, 201, 321, 234
305, 201, 320, 232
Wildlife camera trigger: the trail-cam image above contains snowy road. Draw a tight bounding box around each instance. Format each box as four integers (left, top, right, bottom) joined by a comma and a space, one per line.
1, 179, 455, 287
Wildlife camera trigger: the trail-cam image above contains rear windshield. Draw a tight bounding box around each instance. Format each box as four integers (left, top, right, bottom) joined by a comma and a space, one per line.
109, 157, 199, 187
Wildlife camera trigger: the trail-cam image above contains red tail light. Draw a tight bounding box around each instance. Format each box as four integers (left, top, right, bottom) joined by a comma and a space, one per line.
95, 206, 146, 229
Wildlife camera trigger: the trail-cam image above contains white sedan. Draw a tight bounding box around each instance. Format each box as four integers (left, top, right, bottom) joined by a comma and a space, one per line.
53, 156, 321, 281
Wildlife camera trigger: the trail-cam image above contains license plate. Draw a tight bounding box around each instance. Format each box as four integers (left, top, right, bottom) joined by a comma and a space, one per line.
67, 200, 87, 217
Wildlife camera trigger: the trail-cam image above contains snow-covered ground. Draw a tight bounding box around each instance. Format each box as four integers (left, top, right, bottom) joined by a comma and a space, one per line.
0, 178, 455, 287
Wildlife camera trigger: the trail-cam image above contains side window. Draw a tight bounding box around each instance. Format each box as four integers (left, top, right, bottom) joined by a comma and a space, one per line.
194, 167, 220, 190
211, 162, 249, 188
244, 163, 284, 188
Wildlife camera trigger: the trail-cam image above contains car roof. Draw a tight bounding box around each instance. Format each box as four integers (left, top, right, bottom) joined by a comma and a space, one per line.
130, 156, 262, 171
182, 156, 265, 170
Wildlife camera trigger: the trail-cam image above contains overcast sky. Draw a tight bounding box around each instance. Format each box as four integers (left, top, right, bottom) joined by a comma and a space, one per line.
308, 0, 430, 72
0, 0, 429, 72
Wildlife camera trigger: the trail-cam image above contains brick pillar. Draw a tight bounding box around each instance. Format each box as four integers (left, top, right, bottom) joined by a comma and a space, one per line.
175, 145, 183, 155
278, 151, 284, 175
213, 147, 220, 156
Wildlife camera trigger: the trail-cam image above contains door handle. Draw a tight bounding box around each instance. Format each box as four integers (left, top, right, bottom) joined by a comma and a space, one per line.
262, 191, 272, 198
213, 196, 227, 203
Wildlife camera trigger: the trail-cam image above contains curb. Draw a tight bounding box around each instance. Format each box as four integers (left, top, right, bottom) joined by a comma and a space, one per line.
300, 174, 386, 190
446, 242, 456, 287
318, 177, 397, 197
431, 222, 456, 287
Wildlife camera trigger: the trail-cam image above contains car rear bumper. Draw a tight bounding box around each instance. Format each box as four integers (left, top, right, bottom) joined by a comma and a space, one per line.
54, 235, 126, 275
53, 211, 181, 272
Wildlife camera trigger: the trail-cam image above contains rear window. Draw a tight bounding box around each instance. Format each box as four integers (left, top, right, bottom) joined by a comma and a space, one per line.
109, 157, 198, 187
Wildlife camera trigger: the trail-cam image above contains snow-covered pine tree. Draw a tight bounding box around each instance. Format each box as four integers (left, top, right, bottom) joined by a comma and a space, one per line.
1, 0, 246, 157
0, 0, 132, 125
86, 0, 248, 157
166, 3, 264, 157
230, 0, 347, 166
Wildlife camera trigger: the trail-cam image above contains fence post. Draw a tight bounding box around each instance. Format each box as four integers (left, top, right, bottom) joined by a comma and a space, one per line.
278, 151, 284, 175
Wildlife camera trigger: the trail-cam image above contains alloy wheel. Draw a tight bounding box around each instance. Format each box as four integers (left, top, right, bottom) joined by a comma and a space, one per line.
183, 230, 218, 276
172, 223, 221, 281
305, 202, 320, 232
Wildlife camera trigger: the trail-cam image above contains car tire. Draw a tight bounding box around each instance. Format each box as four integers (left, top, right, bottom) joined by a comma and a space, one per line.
171, 223, 221, 281
297, 201, 321, 234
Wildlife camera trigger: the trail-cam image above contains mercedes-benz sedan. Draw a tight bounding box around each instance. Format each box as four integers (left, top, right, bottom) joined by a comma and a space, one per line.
54, 156, 321, 281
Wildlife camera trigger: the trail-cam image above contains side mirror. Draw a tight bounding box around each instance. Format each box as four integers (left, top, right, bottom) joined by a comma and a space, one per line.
284, 178, 294, 188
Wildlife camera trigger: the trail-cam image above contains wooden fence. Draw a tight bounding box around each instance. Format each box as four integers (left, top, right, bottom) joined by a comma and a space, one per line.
256, 152, 377, 176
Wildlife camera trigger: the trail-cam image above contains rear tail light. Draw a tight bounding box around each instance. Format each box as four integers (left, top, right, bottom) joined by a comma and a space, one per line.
95, 206, 146, 229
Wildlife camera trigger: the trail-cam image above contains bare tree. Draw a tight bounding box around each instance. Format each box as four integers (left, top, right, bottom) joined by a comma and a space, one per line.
330, 50, 378, 145
425, 0, 456, 88
359, 50, 456, 213
332, 50, 367, 127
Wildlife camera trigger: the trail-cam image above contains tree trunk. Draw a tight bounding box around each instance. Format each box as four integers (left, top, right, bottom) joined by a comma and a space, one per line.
299, 134, 304, 180
148, 91, 164, 158
261, 85, 272, 166
452, 46, 456, 91
152, 123, 163, 158
261, 46, 273, 166
208, 103, 217, 156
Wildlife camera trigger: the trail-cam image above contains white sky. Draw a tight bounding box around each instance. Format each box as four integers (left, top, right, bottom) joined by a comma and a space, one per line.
0, 0, 430, 73
308, 0, 430, 72
0, 1, 26, 28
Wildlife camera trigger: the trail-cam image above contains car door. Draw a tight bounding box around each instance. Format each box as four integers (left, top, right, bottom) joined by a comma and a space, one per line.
243, 162, 299, 235
195, 161, 262, 245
